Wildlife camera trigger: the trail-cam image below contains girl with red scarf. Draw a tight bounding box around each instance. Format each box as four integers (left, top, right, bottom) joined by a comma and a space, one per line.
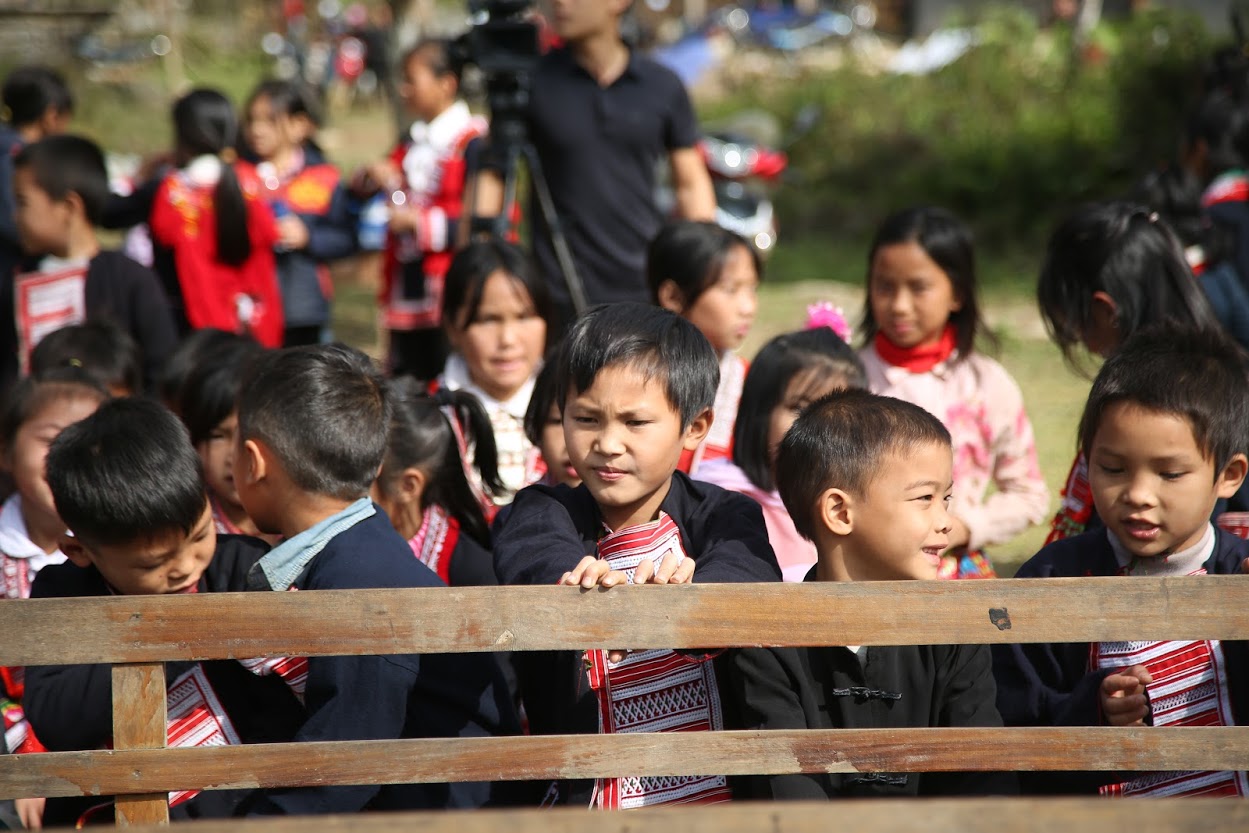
149, 89, 283, 348
858, 206, 1048, 579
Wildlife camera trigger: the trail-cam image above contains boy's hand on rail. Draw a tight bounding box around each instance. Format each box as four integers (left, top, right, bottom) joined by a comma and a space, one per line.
560, 556, 628, 589
1100, 665, 1152, 726
633, 549, 694, 585
16, 796, 44, 830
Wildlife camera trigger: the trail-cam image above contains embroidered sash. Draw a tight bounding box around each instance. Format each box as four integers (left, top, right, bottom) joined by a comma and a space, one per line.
1094, 568, 1248, 797
407, 503, 461, 584
586, 513, 731, 809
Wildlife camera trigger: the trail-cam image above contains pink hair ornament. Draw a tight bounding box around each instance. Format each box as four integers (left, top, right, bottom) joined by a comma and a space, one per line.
804, 301, 852, 342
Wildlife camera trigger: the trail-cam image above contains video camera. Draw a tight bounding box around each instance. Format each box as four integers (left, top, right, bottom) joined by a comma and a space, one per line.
454, 0, 542, 143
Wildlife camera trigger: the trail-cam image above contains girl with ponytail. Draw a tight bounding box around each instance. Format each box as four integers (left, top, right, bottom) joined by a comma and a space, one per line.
149, 88, 284, 347
372, 377, 505, 586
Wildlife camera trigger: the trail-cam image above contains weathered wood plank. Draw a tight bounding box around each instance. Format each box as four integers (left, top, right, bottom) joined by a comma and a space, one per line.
2, 727, 1246, 800
110, 663, 169, 826
105, 799, 1249, 833
5, 577, 1249, 665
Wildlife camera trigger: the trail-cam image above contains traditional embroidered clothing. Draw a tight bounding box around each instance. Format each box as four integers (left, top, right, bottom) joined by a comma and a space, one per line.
254, 147, 356, 337
244, 500, 521, 813
860, 342, 1048, 577
149, 156, 283, 347
682, 352, 746, 476
382, 101, 487, 333
438, 354, 545, 506
0, 494, 65, 755
586, 514, 731, 809
1046, 454, 1095, 544
732, 566, 1017, 799
493, 473, 784, 807
24, 535, 305, 826
405, 502, 497, 587
991, 526, 1249, 795
694, 457, 816, 582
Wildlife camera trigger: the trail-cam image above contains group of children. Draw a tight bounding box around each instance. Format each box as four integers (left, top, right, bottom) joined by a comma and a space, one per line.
2, 48, 1249, 829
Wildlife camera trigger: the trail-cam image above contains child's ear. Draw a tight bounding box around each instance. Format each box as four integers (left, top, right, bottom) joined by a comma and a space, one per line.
396, 467, 427, 507
1090, 291, 1119, 329
61, 535, 93, 568
656, 280, 686, 314
1216, 453, 1248, 499
240, 439, 268, 485
816, 488, 854, 537
681, 408, 714, 451
63, 189, 86, 221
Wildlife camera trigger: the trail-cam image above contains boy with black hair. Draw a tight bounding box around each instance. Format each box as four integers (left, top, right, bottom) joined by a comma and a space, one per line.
494, 302, 784, 808
993, 324, 1249, 796
234, 343, 521, 814
24, 397, 304, 827
744, 389, 1015, 799
4, 135, 176, 393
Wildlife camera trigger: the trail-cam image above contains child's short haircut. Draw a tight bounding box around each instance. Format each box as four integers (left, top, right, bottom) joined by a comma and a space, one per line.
1, 65, 73, 127
46, 398, 207, 548
14, 135, 109, 226
776, 389, 952, 541
30, 320, 142, 395
1077, 323, 1249, 472
160, 329, 254, 411
555, 302, 718, 428
180, 337, 264, 445
237, 344, 390, 500
646, 220, 761, 306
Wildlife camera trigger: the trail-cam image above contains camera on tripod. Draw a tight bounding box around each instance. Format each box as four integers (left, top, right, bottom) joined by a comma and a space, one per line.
454, 0, 541, 139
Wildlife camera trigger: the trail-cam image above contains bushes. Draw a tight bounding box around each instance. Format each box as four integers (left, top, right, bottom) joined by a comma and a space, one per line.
706, 6, 1213, 274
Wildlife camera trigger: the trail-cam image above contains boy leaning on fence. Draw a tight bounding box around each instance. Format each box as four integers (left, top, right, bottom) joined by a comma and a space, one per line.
993, 324, 1249, 797
24, 398, 304, 827
232, 344, 523, 815
493, 302, 791, 809
727, 389, 1016, 799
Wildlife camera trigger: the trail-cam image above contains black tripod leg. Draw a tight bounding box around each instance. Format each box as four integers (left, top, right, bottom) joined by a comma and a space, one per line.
522, 144, 589, 316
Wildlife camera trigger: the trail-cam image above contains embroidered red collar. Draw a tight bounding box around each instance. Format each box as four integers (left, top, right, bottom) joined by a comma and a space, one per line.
874, 325, 957, 373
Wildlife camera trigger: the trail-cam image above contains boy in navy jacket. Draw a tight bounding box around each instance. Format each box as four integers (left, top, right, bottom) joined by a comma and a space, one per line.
993, 325, 1249, 796
234, 344, 520, 814
24, 398, 303, 827
494, 303, 785, 808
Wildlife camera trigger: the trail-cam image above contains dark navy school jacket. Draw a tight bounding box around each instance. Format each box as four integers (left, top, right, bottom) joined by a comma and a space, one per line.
245, 509, 522, 815
991, 528, 1249, 794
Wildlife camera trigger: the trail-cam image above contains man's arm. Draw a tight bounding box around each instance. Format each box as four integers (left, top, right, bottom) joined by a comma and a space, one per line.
669, 147, 716, 222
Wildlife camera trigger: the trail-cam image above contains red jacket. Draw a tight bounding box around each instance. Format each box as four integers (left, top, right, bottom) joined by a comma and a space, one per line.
150, 160, 284, 347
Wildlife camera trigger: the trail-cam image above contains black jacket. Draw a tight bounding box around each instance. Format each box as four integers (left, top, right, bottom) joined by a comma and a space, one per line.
493, 472, 785, 805
244, 509, 523, 815
991, 528, 1249, 794
25, 535, 304, 825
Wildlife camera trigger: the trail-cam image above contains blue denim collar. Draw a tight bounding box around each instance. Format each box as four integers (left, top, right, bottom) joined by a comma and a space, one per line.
247, 498, 376, 591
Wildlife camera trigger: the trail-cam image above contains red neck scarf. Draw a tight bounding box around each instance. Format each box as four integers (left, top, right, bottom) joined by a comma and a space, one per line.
874, 325, 958, 373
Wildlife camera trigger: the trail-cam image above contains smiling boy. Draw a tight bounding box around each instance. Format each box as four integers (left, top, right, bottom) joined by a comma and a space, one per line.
993, 324, 1249, 796
494, 302, 782, 808
732, 389, 1014, 799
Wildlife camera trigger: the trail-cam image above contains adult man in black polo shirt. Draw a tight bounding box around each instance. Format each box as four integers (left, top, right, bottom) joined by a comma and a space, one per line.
478, 0, 716, 330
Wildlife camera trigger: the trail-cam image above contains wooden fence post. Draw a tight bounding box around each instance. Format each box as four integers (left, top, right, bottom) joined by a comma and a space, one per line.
111, 663, 169, 826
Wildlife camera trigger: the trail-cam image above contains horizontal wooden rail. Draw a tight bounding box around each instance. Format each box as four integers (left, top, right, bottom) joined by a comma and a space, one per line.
112, 800, 1249, 833
5, 577, 1249, 665
2, 727, 1247, 800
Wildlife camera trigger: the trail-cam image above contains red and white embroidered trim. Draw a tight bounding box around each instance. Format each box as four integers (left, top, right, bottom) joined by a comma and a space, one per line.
1095, 570, 1248, 797
407, 503, 460, 584
586, 513, 731, 810
166, 665, 243, 806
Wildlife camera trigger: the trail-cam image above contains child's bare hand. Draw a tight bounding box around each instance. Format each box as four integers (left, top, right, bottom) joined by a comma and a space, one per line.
16, 796, 45, 829
1101, 664, 1153, 726
1240, 556, 1249, 574
388, 204, 420, 235
560, 556, 628, 589
634, 549, 694, 584
362, 160, 402, 193
277, 215, 309, 250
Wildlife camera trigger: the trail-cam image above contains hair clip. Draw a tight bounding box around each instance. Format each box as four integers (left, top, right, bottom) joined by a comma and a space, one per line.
219, 147, 238, 164
1148, 211, 1159, 223
805, 302, 852, 342
68, 357, 83, 368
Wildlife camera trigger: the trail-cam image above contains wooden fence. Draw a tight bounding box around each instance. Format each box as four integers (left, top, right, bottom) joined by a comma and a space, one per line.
2, 577, 1248, 829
